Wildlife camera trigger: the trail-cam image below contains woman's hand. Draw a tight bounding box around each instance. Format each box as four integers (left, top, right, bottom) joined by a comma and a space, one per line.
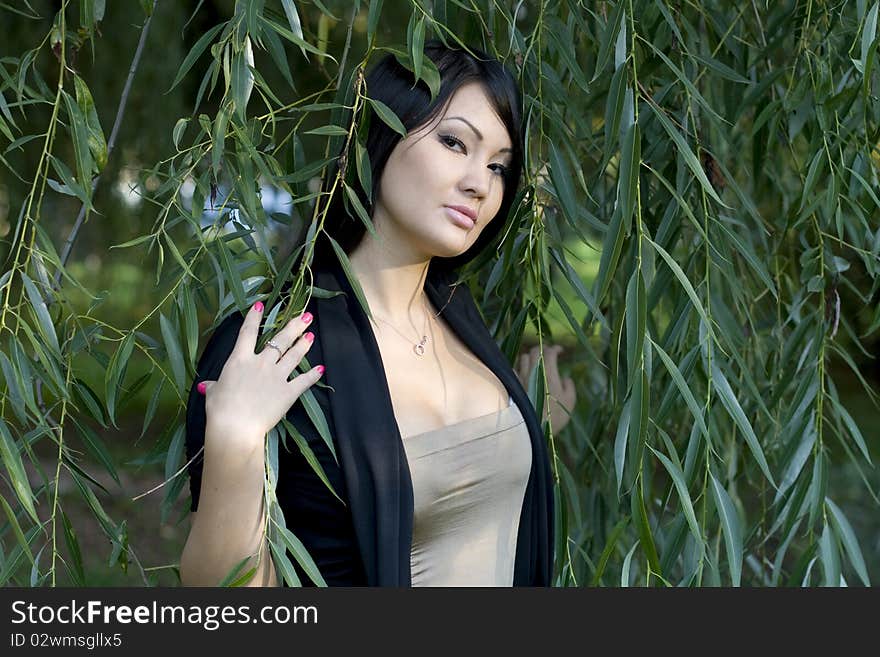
197, 302, 325, 446
516, 344, 577, 432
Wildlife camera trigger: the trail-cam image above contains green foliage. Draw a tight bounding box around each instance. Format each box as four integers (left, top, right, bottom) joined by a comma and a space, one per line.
0, 0, 878, 587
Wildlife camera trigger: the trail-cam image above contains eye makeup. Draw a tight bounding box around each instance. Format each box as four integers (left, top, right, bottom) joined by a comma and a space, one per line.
438, 132, 509, 177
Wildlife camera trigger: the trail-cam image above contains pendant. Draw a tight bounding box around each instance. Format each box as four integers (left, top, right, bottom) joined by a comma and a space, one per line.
414, 336, 428, 356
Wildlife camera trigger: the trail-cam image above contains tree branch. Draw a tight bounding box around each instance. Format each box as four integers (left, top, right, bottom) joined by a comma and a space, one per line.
337, 1, 359, 92
52, 0, 159, 291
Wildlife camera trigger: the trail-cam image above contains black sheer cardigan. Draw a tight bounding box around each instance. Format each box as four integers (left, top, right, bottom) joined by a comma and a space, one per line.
184, 257, 555, 586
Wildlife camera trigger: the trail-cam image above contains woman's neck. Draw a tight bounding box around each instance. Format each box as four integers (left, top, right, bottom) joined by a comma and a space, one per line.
348, 232, 432, 327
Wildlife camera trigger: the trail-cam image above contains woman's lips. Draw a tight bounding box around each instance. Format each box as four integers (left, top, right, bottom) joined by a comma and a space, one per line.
444, 206, 475, 229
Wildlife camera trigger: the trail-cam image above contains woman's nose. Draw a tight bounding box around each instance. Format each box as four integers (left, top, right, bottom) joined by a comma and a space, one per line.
459, 164, 493, 198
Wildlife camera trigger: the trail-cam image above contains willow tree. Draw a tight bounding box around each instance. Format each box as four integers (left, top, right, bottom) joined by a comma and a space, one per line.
0, 0, 877, 586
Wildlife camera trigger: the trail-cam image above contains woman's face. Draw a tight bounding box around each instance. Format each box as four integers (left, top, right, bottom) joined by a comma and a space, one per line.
371, 81, 514, 261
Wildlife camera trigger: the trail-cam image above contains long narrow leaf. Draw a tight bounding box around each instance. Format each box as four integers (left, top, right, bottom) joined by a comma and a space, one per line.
709, 473, 743, 586
826, 497, 871, 586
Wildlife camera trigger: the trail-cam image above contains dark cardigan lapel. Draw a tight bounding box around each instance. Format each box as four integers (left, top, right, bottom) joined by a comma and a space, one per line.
313, 258, 554, 587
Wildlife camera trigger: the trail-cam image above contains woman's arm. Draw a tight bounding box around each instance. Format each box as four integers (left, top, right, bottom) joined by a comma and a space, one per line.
179, 421, 277, 586
179, 302, 324, 587
516, 344, 577, 432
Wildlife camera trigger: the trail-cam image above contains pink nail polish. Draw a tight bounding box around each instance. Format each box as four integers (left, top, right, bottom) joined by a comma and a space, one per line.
301, 312, 313, 324
197, 382, 207, 395
316, 365, 325, 375
304, 332, 315, 342
254, 301, 264, 313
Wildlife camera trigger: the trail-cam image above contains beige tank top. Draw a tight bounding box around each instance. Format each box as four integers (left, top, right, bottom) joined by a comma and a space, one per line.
401, 396, 532, 586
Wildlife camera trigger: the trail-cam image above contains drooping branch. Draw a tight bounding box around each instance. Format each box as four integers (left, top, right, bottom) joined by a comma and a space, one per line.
52, 0, 159, 291
38, 0, 159, 442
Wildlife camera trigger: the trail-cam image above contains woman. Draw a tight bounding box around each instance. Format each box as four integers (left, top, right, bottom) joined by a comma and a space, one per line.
180, 41, 575, 587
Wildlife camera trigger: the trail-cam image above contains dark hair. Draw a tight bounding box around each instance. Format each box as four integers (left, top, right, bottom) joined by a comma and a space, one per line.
310, 40, 524, 274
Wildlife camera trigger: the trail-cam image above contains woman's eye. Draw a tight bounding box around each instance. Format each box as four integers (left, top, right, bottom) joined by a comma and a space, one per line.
440, 134, 464, 151
441, 133, 507, 178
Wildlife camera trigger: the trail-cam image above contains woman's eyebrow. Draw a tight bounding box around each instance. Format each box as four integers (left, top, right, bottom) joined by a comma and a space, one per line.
441, 116, 512, 154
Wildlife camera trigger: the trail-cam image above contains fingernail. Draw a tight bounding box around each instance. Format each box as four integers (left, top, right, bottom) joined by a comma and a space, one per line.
316, 365, 325, 375
304, 332, 315, 342
197, 382, 207, 395
254, 301, 264, 313
301, 312, 313, 324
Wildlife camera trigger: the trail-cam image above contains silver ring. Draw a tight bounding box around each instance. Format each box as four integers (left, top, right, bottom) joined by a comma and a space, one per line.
266, 339, 284, 357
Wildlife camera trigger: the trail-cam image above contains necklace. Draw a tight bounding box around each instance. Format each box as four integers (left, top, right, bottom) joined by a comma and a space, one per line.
370, 298, 439, 356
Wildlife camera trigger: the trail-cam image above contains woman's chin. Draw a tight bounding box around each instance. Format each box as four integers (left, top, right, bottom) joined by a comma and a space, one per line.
428, 238, 473, 259
401, 226, 476, 260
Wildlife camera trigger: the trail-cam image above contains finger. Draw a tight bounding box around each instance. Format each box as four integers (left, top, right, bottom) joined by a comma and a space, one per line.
286, 363, 326, 401
278, 328, 315, 372
545, 345, 562, 391
517, 353, 529, 383
233, 301, 265, 355
563, 378, 576, 408
267, 310, 314, 357
196, 380, 214, 396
